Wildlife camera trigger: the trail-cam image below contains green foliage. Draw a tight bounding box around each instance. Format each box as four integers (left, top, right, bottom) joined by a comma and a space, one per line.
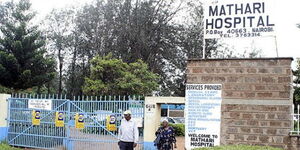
83, 54, 159, 95
293, 59, 300, 102
17, 86, 57, 95
0, 0, 56, 91
0, 141, 21, 150
169, 123, 185, 136
294, 87, 300, 102
46, 0, 220, 97
292, 120, 299, 134
0, 84, 11, 93
0, 83, 57, 95
193, 145, 282, 150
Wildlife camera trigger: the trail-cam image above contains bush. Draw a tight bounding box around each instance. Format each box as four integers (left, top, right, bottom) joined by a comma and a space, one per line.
169, 123, 185, 136
0, 84, 11, 94
193, 145, 282, 150
0, 141, 21, 150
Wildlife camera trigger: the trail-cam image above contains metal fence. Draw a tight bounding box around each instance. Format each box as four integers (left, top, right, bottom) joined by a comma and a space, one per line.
291, 104, 300, 135
7, 94, 144, 150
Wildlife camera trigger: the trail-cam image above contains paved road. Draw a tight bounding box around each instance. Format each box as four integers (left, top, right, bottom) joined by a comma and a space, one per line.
69, 127, 143, 150
22, 128, 185, 150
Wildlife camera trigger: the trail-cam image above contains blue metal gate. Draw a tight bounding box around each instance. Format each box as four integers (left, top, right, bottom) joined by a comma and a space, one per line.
7, 94, 144, 150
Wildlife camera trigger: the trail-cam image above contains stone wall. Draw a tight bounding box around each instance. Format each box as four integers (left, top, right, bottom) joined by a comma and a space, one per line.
221, 104, 291, 149
186, 58, 294, 149
288, 136, 300, 149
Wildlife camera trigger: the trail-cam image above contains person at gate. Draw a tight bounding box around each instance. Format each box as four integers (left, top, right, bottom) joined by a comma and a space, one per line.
118, 110, 139, 150
155, 119, 177, 150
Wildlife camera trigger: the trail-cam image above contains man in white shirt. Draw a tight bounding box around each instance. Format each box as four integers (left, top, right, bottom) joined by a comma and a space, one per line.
118, 110, 139, 150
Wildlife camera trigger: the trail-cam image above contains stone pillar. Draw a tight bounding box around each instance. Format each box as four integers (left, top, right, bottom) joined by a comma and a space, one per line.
186, 58, 293, 149
0, 94, 10, 141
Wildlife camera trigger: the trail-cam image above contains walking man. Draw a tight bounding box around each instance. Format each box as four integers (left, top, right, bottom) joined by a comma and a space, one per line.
118, 110, 139, 150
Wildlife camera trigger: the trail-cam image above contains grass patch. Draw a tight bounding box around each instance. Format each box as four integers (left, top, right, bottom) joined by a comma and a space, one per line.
0, 142, 21, 150
193, 145, 282, 150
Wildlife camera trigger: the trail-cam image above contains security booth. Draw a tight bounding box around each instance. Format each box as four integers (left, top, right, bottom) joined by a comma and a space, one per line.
144, 97, 185, 150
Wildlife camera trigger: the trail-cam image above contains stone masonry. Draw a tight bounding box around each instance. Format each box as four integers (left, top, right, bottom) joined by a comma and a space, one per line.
186, 58, 297, 149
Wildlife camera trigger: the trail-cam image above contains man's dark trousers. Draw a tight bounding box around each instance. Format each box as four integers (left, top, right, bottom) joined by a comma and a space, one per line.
119, 141, 134, 150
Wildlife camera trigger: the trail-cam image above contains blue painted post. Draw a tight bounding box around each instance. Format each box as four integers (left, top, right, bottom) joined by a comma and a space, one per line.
67, 100, 73, 150
0, 94, 10, 141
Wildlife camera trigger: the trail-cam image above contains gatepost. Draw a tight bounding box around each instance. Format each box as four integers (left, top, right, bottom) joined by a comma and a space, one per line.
144, 97, 185, 150
0, 94, 10, 141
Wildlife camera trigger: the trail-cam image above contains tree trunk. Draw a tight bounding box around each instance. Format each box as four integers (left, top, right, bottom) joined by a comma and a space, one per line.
70, 42, 77, 97
58, 48, 63, 96
47, 82, 50, 94
37, 86, 41, 95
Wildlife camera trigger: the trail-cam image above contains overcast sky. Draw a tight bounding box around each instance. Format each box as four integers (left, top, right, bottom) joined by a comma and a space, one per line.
2, 0, 300, 68
220, 0, 300, 69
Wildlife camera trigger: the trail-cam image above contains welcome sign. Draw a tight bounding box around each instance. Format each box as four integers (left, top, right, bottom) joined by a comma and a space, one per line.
185, 84, 222, 149
204, 0, 276, 39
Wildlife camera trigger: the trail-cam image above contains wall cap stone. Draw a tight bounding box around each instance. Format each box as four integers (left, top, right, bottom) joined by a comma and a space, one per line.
222, 99, 292, 105
188, 57, 294, 61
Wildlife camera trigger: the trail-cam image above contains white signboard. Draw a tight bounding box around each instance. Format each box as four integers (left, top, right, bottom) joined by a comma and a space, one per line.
28, 99, 52, 110
204, 0, 276, 39
185, 84, 222, 150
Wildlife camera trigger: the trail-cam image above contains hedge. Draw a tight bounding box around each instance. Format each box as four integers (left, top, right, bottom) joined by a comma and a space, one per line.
169, 123, 185, 136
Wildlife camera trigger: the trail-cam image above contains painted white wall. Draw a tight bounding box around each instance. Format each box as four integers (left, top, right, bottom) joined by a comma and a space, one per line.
0, 94, 10, 127
144, 97, 185, 142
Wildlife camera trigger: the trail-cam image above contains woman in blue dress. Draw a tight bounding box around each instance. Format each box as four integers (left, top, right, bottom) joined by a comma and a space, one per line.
155, 119, 177, 150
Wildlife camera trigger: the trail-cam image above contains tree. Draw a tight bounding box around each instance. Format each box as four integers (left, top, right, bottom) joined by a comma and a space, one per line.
0, 0, 56, 92
294, 59, 300, 104
44, 0, 222, 96
44, 8, 77, 95
159, 0, 220, 96
83, 54, 159, 96
44, 7, 85, 97
71, 0, 220, 96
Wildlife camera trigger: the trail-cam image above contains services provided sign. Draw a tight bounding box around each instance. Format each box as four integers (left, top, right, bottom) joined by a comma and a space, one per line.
204, 0, 276, 39
185, 84, 222, 149
28, 99, 52, 110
